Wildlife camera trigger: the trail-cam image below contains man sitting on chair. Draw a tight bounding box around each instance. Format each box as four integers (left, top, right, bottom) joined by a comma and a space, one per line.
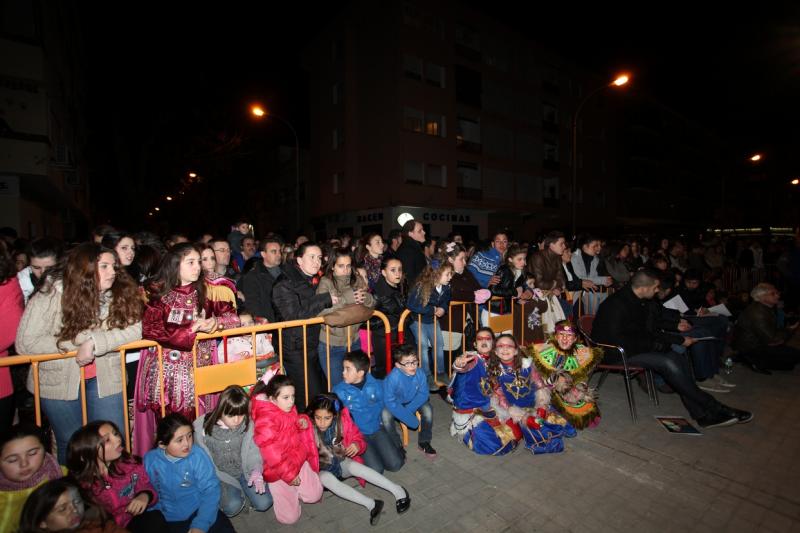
592, 269, 752, 429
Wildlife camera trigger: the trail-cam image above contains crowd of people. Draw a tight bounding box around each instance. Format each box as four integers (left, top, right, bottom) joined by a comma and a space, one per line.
1, 221, 799, 532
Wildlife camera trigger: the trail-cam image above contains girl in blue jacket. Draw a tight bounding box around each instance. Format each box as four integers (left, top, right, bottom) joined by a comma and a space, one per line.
144, 413, 235, 533
406, 263, 452, 390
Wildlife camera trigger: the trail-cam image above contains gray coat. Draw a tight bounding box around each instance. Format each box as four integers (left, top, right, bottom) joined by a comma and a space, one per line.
193, 414, 264, 487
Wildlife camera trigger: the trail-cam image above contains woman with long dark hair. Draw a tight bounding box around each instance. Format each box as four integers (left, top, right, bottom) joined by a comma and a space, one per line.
271, 242, 338, 408
16, 243, 143, 463
139, 243, 239, 436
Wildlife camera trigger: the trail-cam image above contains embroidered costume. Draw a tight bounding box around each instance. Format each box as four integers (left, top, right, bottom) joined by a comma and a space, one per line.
529, 321, 602, 429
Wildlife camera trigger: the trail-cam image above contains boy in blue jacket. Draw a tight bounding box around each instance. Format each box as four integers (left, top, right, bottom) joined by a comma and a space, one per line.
333, 350, 405, 474
382, 346, 437, 457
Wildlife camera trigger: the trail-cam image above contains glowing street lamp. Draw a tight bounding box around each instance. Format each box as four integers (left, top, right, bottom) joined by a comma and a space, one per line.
188, 172, 197, 178
750, 154, 762, 162
250, 103, 301, 231
166, 196, 173, 201
571, 72, 631, 236
791, 178, 799, 186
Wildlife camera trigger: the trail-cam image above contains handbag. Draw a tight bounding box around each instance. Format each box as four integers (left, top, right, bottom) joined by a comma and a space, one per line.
541, 294, 566, 335
322, 303, 373, 327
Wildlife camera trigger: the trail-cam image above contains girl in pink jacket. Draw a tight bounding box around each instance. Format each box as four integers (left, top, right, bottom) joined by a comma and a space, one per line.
67, 421, 167, 532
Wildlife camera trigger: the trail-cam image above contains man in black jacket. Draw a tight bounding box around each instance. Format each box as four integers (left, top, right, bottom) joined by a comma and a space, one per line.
239, 236, 285, 322
593, 270, 752, 429
395, 219, 427, 287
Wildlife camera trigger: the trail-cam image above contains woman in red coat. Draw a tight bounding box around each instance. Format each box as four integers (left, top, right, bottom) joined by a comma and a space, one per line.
250, 374, 322, 525
306, 393, 410, 526
0, 241, 24, 430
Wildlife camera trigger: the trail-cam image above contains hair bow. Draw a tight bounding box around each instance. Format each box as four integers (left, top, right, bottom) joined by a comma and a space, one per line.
445, 242, 456, 253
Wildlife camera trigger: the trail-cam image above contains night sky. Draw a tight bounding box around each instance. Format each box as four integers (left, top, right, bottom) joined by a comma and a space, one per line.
79, 2, 800, 232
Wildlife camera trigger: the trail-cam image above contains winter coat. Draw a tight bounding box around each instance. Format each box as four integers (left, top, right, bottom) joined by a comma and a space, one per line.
529, 250, 566, 291
316, 275, 375, 347
443, 269, 480, 333
251, 398, 318, 484
332, 374, 385, 435
144, 445, 220, 532
370, 277, 405, 336
86, 461, 158, 527
16, 281, 142, 401
0, 277, 23, 400
239, 262, 284, 322
571, 250, 608, 286
192, 415, 264, 488
394, 239, 427, 287
406, 284, 451, 325
491, 264, 526, 298
383, 368, 428, 429
271, 264, 333, 356
592, 286, 683, 357
307, 406, 367, 474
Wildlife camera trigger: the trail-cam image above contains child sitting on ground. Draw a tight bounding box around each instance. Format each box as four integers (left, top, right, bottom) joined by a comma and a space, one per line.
307, 393, 410, 527
382, 346, 437, 458
449, 327, 496, 438
333, 351, 404, 474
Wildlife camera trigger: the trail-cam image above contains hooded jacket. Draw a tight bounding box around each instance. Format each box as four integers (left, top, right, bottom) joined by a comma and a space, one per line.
332, 373, 385, 435
251, 398, 318, 484
86, 461, 158, 527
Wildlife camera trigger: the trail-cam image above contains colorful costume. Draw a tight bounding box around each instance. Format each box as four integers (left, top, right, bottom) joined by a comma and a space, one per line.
491, 358, 574, 454
529, 324, 602, 429
448, 351, 493, 438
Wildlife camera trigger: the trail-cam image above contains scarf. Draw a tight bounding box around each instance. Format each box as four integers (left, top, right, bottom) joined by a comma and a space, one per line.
0, 452, 62, 490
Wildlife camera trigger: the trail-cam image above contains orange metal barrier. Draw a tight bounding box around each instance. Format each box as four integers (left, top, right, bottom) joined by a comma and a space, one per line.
575, 286, 613, 318
0, 340, 162, 452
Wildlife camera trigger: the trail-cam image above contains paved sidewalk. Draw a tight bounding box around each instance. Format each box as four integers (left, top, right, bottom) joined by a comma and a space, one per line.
233, 365, 800, 532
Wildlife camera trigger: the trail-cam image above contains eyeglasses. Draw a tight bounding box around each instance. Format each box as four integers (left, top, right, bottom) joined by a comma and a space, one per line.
398, 360, 419, 367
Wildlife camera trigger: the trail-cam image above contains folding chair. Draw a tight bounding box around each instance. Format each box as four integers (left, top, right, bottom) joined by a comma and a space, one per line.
578, 314, 658, 423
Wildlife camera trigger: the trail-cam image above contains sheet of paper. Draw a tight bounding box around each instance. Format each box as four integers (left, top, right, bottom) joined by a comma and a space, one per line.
663, 295, 689, 314
707, 304, 732, 317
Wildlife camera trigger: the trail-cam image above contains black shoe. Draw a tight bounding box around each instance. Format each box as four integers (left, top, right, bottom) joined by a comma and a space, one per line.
697, 411, 738, 429
743, 360, 772, 375
418, 441, 437, 457
396, 488, 411, 514
719, 406, 754, 424
370, 500, 384, 526
657, 383, 674, 394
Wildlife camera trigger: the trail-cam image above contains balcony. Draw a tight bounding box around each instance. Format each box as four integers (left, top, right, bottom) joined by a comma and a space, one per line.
456, 137, 482, 154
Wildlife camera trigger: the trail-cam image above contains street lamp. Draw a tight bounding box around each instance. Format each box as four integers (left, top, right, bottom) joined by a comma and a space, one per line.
791, 178, 799, 186
570, 73, 630, 237
749, 154, 762, 162
250, 104, 301, 233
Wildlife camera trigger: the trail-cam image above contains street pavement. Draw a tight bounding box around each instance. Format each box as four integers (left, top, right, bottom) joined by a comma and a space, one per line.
233, 364, 800, 532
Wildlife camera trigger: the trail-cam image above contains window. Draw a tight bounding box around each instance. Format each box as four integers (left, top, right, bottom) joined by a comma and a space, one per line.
455, 24, 480, 51
332, 82, 342, 105
332, 173, 342, 194
542, 103, 558, 125
425, 62, 445, 88
404, 160, 424, 184
426, 164, 447, 187
543, 177, 559, 207
403, 107, 424, 133
457, 161, 480, 187
332, 128, 344, 150
455, 65, 482, 108
402, 3, 422, 29
425, 113, 446, 137
457, 116, 481, 152
403, 54, 422, 80
484, 123, 514, 159
543, 140, 559, 162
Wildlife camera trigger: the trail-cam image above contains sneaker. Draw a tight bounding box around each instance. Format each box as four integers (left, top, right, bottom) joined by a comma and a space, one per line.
696, 412, 738, 429
711, 374, 736, 388
698, 381, 730, 393
719, 406, 754, 424
418, 441, 437, 458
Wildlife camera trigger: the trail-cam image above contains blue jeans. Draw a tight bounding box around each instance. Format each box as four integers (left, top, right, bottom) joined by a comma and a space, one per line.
318, 339, 360, 389
41, 378, 125, 464
360, 426, 404, 474
219, 474, 273, 516
381, 402, 434, 446
409, 320, 445, 382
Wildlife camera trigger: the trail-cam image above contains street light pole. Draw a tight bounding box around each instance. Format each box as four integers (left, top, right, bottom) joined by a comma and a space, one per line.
570, 74, 629, 238
250, 105, 301, 234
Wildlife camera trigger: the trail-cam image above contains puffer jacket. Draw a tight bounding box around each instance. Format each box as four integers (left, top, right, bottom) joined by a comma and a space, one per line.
271, 264, 333, 353
370, 277, 405, 335
332, 374, 384, 435
251, 398, 318, 484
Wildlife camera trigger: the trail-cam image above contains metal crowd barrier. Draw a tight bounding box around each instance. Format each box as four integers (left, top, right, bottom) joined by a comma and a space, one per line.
2, 311, 392, 452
